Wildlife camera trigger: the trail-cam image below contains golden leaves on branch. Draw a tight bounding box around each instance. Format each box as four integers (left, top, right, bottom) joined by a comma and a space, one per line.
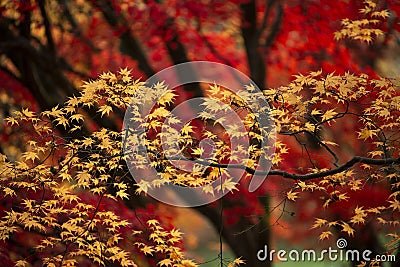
1, 66, 399, 265
334, 0, 390, 43
134, 220, 197, 267
0, 69, 193, 266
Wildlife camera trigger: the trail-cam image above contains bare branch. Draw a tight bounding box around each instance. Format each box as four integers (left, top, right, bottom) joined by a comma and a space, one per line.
59, 0, 100, 53
257, 0, 278, 40
95, 0, 155, 77
263, 4, 283, 47
37, 0, 56, 58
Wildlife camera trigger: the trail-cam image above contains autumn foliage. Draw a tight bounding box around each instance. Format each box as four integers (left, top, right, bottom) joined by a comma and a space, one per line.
0, 0, 400, 267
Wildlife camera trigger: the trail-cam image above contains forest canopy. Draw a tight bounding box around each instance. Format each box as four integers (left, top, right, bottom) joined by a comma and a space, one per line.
0, 0, 399, 267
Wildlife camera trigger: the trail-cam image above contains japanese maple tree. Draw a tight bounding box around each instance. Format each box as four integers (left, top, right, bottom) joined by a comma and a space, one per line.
0, 0, 399, 267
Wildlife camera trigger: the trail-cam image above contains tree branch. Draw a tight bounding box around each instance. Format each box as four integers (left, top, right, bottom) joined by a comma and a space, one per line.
96, 0, 156, 77
240, 0, 266, 87
37, 0, 56, 58
59, 0, 100, 53
263, 4, 283, 47
165, 156, 400, 181
195, 19, 247, 87
257, 0, 278, 40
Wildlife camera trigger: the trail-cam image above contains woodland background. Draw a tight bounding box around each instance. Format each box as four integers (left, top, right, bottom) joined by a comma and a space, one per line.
0, 0, 400, 267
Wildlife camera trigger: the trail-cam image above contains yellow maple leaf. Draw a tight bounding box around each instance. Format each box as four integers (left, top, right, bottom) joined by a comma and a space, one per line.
192, 147, 204, 157
181, 123, 195, 135
311, 218, 327, 229
136, 180, 150, 194
119, 67, 131, 76
350, 209, 367, 224
358, 128, 376, 140
99, 105, 113, 117
202, 184, 215, 196
389, 199, 400, 211
21, 108, 35, 118
287, 190, 299, 201
341, 222, 355, 237
319, 231, 333, 240
147, 219, 159, 226
170, 228, 182, 238
5, 117, 19, 126
22, 151, 39, 162
70, 113, 84, 123
361, 163, 372, 170
107, 234, 122, 246
338, 193, 349, 201
54, 116, 69, 128
321, 140, 338, 146
141, 245, 154, 256
221, 179, 238, 192
15, 260, 29, 267
66, 96, 80, 107
321, 109, 337, 122
311, 109, 322, 115
158, 259, 173, 267
230, 257, 245, 266
116, 190, 129, 199
208, 83, 221, 95
158, 90, 177, 106
3, 187, 16, 197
